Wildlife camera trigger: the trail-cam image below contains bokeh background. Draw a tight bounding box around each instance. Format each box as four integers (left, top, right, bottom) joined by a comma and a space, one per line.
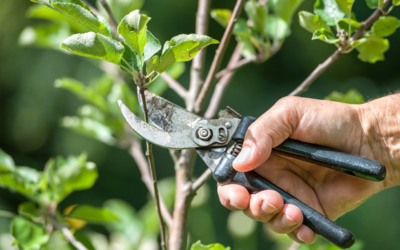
1, 0, 400, 249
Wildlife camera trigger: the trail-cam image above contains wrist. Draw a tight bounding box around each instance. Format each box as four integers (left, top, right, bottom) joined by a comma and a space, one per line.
356, 94, 400, 187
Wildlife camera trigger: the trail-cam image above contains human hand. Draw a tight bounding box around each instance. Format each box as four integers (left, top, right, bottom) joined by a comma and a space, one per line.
217, 95, 400, 244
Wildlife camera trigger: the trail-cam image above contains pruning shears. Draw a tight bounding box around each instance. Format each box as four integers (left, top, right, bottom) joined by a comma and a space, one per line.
118, 90, 386, 249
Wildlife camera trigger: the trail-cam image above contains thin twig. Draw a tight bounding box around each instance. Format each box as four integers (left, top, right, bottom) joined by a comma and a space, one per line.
161, 73, 188, 99
289, 0, 390, 96
215, 57, 254, 79
287, 242, 300, 250
0, 210, 16, 218
194, 0, 246, 113
187, 0, 211, 111
82, 0, 101, 16
129, 135, 173, 227
191, 169, 213, 193
204, 44, 242, 119
54, 221, 88, 250
97, 0, 119, 38
139, 88, 167, 250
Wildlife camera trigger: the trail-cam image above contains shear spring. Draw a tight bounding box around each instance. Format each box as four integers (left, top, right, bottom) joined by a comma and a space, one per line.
230, 139, 243, 157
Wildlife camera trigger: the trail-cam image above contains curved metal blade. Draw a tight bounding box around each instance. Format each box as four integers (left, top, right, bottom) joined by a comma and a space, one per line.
196, 148, 226, 172
138, 88, 203, 132
119, 100, 199, 149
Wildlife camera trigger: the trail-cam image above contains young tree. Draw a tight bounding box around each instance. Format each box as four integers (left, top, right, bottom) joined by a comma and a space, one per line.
1, 0, 399, 249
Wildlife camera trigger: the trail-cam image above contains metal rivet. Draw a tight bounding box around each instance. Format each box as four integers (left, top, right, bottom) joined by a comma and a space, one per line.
218, 133, 226, 142
225, 122, 232, 129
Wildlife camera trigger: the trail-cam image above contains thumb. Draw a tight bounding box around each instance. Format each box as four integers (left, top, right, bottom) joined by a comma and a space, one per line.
232, 97, 302, 172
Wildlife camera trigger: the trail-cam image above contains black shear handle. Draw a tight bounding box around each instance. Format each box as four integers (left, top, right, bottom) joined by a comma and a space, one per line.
274, 139, 386, 182
213, 154, 355, 249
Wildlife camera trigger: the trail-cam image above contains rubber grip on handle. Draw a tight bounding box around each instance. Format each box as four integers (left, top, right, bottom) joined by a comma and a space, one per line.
274, 139, 386, 182
232, 171, 355, 249
213, 154, 355, 249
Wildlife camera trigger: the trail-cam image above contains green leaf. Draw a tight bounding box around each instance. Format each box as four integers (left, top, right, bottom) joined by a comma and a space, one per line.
50, 0, 112, 37
366, 0, 384, 9
335, 0, 354, 14
45, 154, 98, 202
143, 31, 161, 62
233, 18, 252, 38
148, 62, 185, 96
394, 0, 400, 6
191, 240, 231, 250
339, 17, 361, 31
271, 0, 304, 24
61, 32, 124, 65
237, 36, 257, 59
120, 42, 141, 74
146, 55, 159, 75
298, 11, 331, 33
27, 4, 89, 33
0, 167, 46, 198
155, 34, 218, 73
117, 10, 149, 56
11, 216, 49, 250
67, 205, 118, 223
19, 202, 41, 219
355, 35, 389, 63
314, 0, 345, 26
210, 9, 232, 28
312, 29, 340, 43
244, 1, 268, 35
61, 116, 117, 145
325, 89, 364, 104
0, 149, 15, 172
55, 77, 108, 111
371, 16, 399, 37
265, 16, 289, 40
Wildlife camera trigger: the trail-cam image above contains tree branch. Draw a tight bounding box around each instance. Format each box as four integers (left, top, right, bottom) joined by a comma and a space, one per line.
194, 0, 246, 113
214, 57, 254, 79
187, 0, 211, 111
161, 73, 188, 99
191, 169, 212, 193
204, 44, 242, 119
98, 0, 118, 34
59, 226, 88, 250
289, 0, 390, 96
139, 88, 167, 250
129, 135, 173, 227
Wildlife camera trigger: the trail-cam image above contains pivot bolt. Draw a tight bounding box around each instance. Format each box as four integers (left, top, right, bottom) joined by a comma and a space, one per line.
198, 128, 212, 140
225, 122, 232, 129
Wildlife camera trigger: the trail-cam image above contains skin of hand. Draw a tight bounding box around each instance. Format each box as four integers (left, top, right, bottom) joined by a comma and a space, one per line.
217, 94, 400, 244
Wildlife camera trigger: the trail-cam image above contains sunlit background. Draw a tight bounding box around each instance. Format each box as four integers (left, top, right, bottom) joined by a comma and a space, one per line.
1, 0, 400, 249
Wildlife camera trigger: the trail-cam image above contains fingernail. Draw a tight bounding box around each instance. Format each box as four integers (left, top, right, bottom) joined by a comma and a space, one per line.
234, 147, 252, 165
297, 231, 305, 243
261, 201, 277, 214
281, 214, 297, 228
230, 201, 244, 211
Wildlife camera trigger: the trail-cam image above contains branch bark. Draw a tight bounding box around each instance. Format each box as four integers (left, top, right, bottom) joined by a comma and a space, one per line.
139, 88, 167, 250
191, 168, 212, 193
194, 0, 246, 113
161, 73, 188, 99
289, 0, 390, 96
204, 44, 242, 119
60, 226, 88, 250
187, 0, 211, 111
214, 57, 253, 80
129, 135, 173, 227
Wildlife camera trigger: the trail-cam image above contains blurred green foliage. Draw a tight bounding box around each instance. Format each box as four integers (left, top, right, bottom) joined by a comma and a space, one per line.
2, 0, 400, 249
